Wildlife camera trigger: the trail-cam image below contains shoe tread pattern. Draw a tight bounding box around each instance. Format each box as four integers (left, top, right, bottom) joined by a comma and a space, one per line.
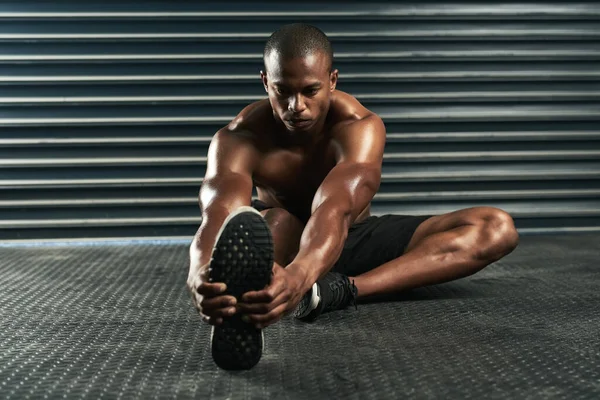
209, 211, 273, 370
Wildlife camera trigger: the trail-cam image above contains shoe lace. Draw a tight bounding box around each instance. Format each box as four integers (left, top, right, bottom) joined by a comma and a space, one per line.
328, 276, 358, 311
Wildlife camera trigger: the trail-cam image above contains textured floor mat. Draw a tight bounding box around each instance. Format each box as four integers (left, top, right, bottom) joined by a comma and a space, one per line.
0, 233, 599, 399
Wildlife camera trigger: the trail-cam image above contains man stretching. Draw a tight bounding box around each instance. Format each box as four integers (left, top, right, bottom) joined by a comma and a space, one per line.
187, 23, 519, 370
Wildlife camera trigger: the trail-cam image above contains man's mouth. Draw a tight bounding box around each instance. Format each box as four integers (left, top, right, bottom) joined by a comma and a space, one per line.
288, 119, 311, 127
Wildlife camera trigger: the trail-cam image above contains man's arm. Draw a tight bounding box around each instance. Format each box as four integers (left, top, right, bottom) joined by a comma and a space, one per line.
288, 114, 386, 289
189, 128, 260, 268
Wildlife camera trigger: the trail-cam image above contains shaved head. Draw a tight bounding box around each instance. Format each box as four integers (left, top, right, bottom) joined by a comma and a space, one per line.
260, 23, 338, 138
263, 23, 333, 74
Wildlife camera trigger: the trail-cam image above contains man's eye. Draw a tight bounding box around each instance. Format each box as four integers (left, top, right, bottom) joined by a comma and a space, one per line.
305, 89, 319, 96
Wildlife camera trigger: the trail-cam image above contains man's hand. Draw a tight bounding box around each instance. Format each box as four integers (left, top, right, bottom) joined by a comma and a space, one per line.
236, 262, 309, 329
187, 261, 238, 326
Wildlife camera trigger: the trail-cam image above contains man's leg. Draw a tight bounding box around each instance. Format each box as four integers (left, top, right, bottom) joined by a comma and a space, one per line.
351, 206, 520, 300
258, 208, 304, 266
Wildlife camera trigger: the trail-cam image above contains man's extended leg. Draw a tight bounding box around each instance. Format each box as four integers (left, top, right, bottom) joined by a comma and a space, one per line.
351, 206, 519, 300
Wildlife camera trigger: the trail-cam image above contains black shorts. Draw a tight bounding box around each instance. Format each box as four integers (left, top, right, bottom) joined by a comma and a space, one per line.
251, 200, 434, 277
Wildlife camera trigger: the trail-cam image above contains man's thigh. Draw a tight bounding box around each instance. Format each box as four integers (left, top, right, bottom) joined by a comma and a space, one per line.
332, 214, 435, 277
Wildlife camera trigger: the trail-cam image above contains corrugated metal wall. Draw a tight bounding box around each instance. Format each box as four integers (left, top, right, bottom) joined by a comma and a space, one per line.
1, 1, 599, 242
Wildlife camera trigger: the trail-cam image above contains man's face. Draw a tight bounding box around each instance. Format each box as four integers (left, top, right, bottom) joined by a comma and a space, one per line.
261, 50, 338, 134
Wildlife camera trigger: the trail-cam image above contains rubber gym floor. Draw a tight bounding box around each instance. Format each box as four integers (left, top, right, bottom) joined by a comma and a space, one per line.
0, 233, 598, 399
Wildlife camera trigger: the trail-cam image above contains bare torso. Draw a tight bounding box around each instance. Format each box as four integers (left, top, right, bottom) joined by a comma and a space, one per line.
230, 90, 375, 224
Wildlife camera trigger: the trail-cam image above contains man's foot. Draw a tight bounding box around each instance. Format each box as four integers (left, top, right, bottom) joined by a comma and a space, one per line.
293, 272, 358, 322
208, 206, 273, 370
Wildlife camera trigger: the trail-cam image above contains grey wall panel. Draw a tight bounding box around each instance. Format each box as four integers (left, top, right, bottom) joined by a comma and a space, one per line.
0, 1, 599, 241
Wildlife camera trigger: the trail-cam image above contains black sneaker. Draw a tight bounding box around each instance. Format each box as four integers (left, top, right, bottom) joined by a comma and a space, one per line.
293, 272, 358, 322
207, 206, 273, 370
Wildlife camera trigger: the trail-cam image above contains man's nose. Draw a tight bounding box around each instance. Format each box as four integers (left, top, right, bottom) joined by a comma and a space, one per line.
288, 95, 306, 113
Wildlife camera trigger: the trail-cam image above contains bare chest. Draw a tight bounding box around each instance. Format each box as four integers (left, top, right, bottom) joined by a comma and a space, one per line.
253, 143, 337, 213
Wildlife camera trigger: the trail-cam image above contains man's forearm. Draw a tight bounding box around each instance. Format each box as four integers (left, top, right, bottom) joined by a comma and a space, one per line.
288, 201, 352, 290
190, 174, 253, 269
190, 205, 232, 268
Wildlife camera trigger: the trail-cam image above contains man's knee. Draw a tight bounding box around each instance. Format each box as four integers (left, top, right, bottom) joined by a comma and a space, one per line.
261, 207, 304, 238
260, 207, 304, 265
477, 208, 519, 261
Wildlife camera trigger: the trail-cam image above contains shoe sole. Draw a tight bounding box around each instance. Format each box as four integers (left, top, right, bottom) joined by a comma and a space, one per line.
293, 282, 321, 320
208, 206, 273, 370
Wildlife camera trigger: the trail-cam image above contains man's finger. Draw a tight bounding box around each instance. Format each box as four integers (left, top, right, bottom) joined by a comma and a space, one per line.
201, 314, 224, 326
201, 295, 237, 310
196, 281, 227, 296
244, 302, 288, 328
241, 285, 281, 303
238, 291, 288, 315
204, 306, 238, 319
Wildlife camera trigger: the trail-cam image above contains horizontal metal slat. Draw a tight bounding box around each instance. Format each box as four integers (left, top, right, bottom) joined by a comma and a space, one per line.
0, 20, 597, 33
1, 140, 599, 163
7, 179, 600, 196
1, 120, 598, 140
3, 200, 600, 228
2, 104, 599, 126
375, 189, 600, 202
2, 49, 599, 62
2, 162, 599, 188
2, 178, 597, 195
0, 177, 202, 189
0, 197, 195, 207
3, 79, 600, 94
0, 236, 194, 244
3, 71, 600, 84
380, 165, 600, 182
377, 108, 600, 121
2, 189, 600, 208
0, 217, 194, 228
1, 150, 599, 168
0, 164, 203, 181
0, 147, 600, 168
0, 116, 226, 126
372, 202, 600, 218
2, 80, 600, 100
2, 91, 600, 105
0, 137, 209, 146
1, 3, 599, 20
3, 63, 599, 84
385, 131, 600, 142
0, 124, 218, 140
5, 40, 595, 53
2, 131, 599, 147
0, 157, 204, 167
2, 27, 599, 41
383, 150, 600, 162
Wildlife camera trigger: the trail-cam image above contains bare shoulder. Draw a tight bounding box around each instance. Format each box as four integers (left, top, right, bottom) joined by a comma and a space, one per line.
208, 100, 273, 174
329, 90, 386, 147
223, 99, 273, 142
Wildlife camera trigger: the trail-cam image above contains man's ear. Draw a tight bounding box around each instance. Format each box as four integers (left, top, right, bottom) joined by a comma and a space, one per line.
260, 70, 269, 93
329, 69, 339, 92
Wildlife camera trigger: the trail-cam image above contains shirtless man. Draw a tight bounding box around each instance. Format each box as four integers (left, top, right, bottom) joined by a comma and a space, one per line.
187, 23, 520, 370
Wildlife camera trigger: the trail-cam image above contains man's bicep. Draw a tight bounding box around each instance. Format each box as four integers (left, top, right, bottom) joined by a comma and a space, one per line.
311, 115, 385, 216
